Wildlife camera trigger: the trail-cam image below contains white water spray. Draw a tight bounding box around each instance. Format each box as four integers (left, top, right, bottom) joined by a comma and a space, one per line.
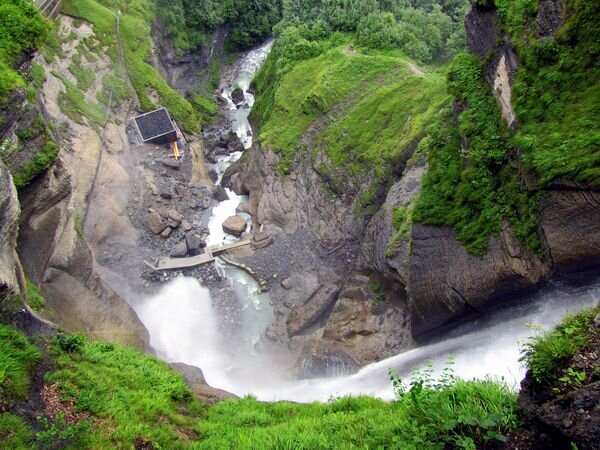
137, 276, 599, 402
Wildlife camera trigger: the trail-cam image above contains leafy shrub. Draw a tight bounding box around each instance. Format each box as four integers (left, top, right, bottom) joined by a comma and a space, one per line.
519, 308, 597, 384
56, 333, 85, 353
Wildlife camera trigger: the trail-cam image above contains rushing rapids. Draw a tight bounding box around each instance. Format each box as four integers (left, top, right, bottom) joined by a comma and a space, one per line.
130, 40, 600, 403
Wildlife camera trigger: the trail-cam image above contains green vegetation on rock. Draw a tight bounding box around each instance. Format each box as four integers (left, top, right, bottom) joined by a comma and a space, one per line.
519, 307, 599, 385
496, 0, 600, 187
11, 139, 59, 189
414, 54, 541, 255
0, 0, 48, 103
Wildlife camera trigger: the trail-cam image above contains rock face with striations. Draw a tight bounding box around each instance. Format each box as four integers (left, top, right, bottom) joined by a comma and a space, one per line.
18, 158, 149, 349
0, 160, 23, 298
222, 0, 600, 371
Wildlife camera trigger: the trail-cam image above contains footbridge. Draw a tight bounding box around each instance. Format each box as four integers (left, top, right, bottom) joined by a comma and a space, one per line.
144, 240, 252, 271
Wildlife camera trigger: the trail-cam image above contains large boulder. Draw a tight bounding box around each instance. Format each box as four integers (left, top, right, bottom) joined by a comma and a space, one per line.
222, 215, 247, 237
185, 233, 206, 255
147, 212, 166, 235
320, 275, 413, 366
170, 362, 236, 404
287, 284, 340, 337
231, 87, 245, 105
296, 338, 359, 378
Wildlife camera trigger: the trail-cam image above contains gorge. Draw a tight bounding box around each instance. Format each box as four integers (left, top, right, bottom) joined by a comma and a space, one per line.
0, 0, 599, 448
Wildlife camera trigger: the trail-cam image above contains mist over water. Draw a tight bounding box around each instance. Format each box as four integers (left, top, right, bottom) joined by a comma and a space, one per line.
136, 274, 599, 402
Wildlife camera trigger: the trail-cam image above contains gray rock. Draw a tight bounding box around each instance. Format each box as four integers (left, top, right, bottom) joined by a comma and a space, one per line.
166, 209, 183, 225
540, 189, 600, 272
161, 227, 173, 238
160, 159, 180, 170
228, 140, 244, 154
236, 203, 251, 214
222, 216, 246, 237
408, 222, 548, 336
171, 241, 188, 257
186, 234, 206, 255
287, 284, 340, 337
147, 212, 166, 234
213, 185, 230, 202
253, 235, 273, 250
281, 277, 293, 290
214, 146, 230, 156
231, 87, 245, 104
536, 0, 564, 38
181, 219, 192, 232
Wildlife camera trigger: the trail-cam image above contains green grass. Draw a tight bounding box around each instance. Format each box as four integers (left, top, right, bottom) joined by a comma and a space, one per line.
96, 73, 131, 108
253, 41, 447, 182
196, 377, 520, 449
30, 62, 46, 88
519, 307, 599, 384
0, 325, 41, 400
12, 139, 59, 189
68, 64, 95, 91
56, 76, 106, 128
0, 327, 523, 449
0, 414, 34, 448
45, 334, 204, 448
387, 203, 414, 257
191, 94, 217, 123
25, 278, 46, 312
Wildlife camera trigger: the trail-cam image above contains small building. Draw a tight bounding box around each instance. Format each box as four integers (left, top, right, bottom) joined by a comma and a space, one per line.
132, 108, 178, 145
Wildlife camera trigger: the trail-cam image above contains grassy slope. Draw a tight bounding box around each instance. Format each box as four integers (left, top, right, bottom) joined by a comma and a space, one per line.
0, 326, 522, 449
252, 41, 448, 188
62, 0, 199, 133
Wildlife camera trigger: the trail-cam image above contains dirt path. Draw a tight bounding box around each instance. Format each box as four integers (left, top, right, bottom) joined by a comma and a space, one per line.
407, 62, 425, 76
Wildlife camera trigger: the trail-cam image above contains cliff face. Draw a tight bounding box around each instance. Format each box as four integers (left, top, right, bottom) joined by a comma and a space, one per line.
0, 15, 150, 348
151, 21, 229, 98
226, 0, 600, 373
0, 160, 24, 299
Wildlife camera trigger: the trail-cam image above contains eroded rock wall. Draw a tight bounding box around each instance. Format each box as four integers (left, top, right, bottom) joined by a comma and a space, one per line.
228, 0, 600, 373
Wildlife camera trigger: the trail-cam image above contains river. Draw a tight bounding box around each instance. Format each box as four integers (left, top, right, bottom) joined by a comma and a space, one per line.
133, 40, 600, 403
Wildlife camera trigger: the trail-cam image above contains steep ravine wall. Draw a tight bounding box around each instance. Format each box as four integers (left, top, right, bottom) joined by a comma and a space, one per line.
228, 0, 600, 374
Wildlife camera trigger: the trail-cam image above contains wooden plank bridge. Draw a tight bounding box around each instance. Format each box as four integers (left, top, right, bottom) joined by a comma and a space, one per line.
144, 240, 252, 271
